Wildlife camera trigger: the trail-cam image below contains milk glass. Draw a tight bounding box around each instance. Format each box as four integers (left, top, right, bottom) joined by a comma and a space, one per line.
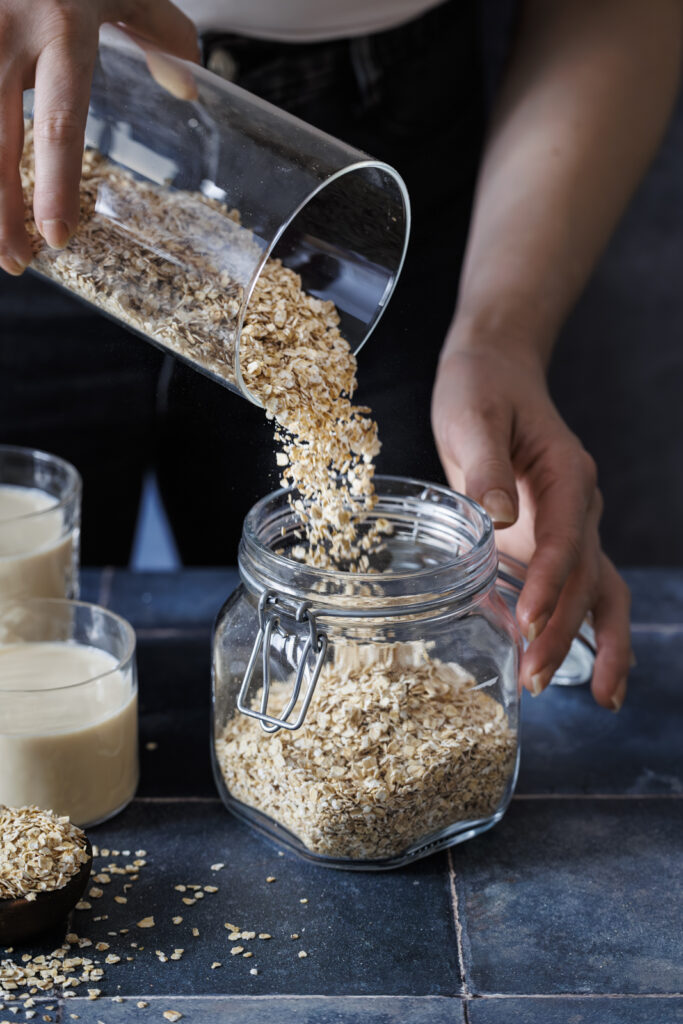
0, 598, 138, 827
0, 446, 81, 601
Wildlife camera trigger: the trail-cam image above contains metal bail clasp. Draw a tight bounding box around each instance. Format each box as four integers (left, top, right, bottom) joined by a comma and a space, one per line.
237, 590, 328, 735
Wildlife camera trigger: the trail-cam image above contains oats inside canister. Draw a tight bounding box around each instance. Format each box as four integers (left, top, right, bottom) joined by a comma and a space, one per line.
216, 641, 517, 861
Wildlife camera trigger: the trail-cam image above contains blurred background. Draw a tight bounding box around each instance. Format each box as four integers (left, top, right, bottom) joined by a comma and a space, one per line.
2, 0, 682, 570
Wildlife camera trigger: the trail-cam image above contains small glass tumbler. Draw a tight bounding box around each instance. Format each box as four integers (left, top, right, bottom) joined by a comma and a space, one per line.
0, 445, 81, 601
0, 598, 138, 827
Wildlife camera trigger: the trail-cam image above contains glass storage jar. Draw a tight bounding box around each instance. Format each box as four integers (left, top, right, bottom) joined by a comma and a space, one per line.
23, 31, 410, 404
212, 477, 523, 870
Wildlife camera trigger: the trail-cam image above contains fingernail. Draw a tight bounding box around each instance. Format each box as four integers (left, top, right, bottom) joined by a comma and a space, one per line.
527, 613, 549, 644
629, 651, 637, 669
482, 489, 516, 526
611, 676, 628, 713
3, 254, 27, 275
529, 672, 546, 697
40, 219, 71, 249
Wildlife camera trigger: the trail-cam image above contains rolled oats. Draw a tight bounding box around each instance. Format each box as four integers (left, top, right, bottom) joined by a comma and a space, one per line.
20, 127, 384, 569
0, 806, 89, 901
216, 641, 516, 860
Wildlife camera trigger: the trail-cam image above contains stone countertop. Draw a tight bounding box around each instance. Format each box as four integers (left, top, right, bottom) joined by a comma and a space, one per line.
3, 568, 682, 1024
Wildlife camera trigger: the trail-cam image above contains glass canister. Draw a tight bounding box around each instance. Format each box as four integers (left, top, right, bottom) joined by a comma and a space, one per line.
22, 31, 410, 404
212, 477, 522, 870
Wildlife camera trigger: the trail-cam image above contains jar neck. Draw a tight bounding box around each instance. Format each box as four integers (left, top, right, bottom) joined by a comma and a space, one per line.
238, 476, 498, 617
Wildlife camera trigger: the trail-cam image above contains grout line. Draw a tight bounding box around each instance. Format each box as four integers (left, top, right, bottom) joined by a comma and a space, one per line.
97, 566, 115, 609
631, 622, 683, 634
447, 848, 470, 1004
132, 795, 221, 803
512, 793, 683, 801
468, 993, 683, 1000
57, 994, 466, 1003
136, 626, 211, 640
125, 794, 682, 805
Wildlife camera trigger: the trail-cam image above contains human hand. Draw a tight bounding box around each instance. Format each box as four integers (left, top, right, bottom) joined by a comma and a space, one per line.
432, 329, 633, 711
0, 0, 199, 276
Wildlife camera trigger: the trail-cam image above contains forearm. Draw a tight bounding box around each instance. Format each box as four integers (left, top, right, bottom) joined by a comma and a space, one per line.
451, 0, 683, 364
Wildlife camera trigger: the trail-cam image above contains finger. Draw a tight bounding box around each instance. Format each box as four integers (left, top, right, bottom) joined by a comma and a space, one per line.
115, 0, 200, 63
0, 74, 32, 273
520, 527, 600, 695
590, 557, 632, 711
432, 361, 518, 527
32, 23, 98, 248
516, 451, 599, 639
121, 29, 199, 100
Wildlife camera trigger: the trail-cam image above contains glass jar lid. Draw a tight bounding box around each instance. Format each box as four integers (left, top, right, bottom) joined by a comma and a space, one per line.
497, 553, 596, 686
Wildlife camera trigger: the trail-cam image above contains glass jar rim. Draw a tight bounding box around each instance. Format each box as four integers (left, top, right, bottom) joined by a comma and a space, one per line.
239, 475, 498, 613
0, 598, 136, 695
0, 445, 82, 526
235, 159, 411, 407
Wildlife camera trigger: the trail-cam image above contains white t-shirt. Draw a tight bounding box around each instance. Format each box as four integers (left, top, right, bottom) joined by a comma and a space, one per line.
174, 0, 448, 42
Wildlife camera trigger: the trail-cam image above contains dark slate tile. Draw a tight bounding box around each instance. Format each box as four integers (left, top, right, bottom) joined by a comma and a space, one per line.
0, 998, 59, 1023
518, 632, 683, 794
79, 567, 103, 604
135, 635, 214, 797
79, 800, 460, 997
454, 799, 683, 995
467, 997, 683, 1024
107, 569, 240, 630
623, 569, 683, 625
61, 995, 465, 1023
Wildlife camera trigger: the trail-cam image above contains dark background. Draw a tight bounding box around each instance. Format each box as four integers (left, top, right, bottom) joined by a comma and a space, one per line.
1, 0, 681, 568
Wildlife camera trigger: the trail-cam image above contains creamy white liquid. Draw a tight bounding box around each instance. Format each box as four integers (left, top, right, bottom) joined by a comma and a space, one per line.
0, 642, 138, 826
0, 485, 75, 600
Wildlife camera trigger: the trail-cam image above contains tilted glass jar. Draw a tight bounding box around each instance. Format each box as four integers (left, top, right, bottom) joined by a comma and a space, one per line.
212, 477, 523, 870
23, 31, 409, 404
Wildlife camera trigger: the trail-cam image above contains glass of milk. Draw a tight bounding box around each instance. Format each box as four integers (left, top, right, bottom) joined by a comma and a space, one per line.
0, 598, 138, 827
0, 445, 81, 601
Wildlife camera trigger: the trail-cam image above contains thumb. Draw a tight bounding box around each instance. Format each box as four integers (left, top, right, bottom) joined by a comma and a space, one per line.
116, 0, 200, 63
434, 402, 518, 527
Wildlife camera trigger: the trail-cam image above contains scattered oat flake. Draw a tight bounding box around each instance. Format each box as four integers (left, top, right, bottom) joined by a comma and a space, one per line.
137, 917, 155, 928
300, 898, 308, 904
258, 934, 271, 940
136, 1002, 148, 1008
298, 951, 308, 958
266, 877, 276, 883
114, 896, 127, 904
243, 952, 253, 959
192, 928, 199, 937
291, 933, 299, 939
204, 885, 218, 893
250, 968, 259, 975
162, 1012, 182, 1022
172, 916, 183, 925
230, 947, 244, 955
211, 962, 222, 970
210, 863, 224, 872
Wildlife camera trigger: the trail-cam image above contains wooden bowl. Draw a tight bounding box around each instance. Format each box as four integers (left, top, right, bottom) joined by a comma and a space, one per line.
0, 838, 92, 946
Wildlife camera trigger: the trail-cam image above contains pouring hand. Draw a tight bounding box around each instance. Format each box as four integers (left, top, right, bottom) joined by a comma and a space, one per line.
0, 0, 199, 276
